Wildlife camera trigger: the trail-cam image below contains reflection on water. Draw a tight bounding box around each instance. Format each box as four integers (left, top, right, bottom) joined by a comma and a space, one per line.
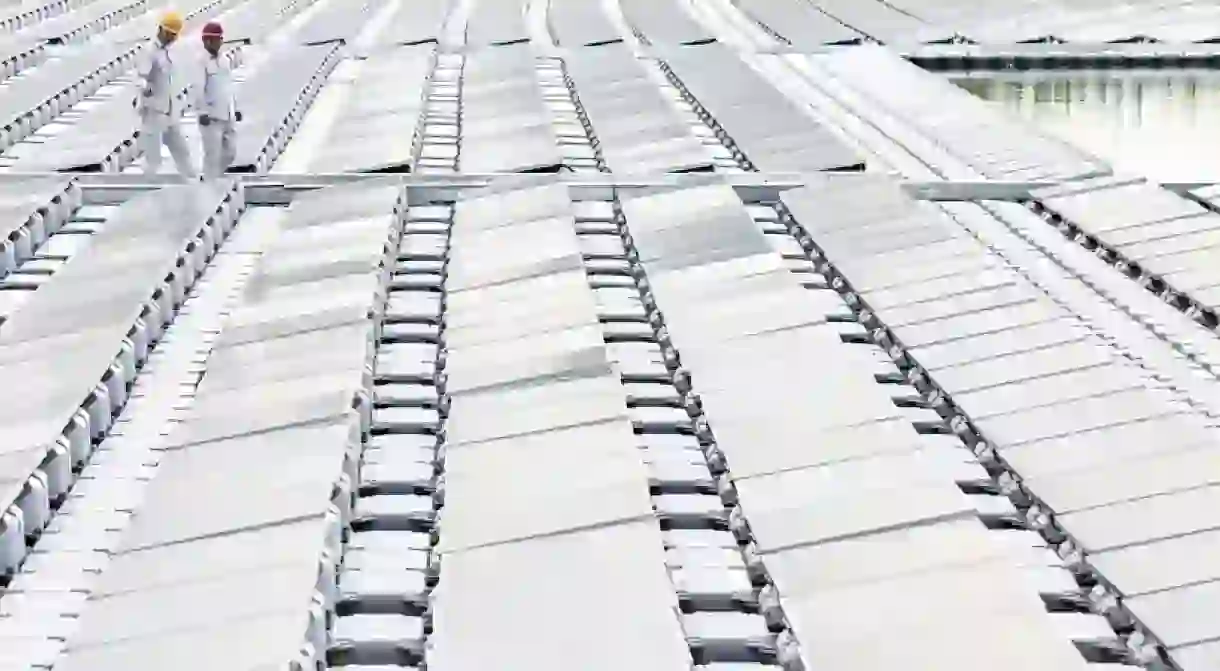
954, 72, 1220, 182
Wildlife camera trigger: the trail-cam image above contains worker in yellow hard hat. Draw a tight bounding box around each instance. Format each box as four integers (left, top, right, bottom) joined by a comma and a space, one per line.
158, 11, 183, 40
136, 10, 196, 178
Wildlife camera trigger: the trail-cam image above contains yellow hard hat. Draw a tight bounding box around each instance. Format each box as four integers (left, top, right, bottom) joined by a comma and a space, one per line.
158, 11, 184, 35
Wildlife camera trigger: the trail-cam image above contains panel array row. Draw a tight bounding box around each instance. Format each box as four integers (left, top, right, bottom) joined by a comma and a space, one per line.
4, 172, 1207, 670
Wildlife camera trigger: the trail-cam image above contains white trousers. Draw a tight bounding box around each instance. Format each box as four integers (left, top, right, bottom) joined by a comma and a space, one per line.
138, 112, 196, 178
200, 121, 236, 179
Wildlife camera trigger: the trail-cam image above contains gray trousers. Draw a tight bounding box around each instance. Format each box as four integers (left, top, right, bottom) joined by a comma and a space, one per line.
200, 121, 236, 179
139, 112, 196, 178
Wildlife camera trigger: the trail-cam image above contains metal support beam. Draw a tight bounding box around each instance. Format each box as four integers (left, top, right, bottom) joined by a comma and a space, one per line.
39, 171, 1220, 207
902, 180, 1060, 201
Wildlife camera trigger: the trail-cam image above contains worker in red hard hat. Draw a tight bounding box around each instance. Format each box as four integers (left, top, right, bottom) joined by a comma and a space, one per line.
196, 21, 241, 179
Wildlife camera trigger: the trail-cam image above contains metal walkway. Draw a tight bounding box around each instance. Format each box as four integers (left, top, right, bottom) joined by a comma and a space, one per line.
0, 0, 1217, 670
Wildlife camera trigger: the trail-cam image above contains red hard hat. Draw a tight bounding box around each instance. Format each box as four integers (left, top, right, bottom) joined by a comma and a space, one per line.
201, 21, 223, 37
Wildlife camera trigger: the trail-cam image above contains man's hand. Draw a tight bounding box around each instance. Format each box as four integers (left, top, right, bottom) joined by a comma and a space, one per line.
199, 115, 211, 127
234, 110, 243, 122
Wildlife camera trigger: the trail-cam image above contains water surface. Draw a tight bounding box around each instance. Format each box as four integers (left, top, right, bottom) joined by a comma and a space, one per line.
954, 71, 1220, 182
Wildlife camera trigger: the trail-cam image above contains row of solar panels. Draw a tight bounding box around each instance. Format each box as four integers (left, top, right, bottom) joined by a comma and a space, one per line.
50, 182, 404, 671
479, 0, 719, 48
545, 0, 1220, 48
449, 0, 1220, 47
103, 0, 448, 50
292, 49, 435, 174
660, 46, 863, 173
101, 0, 245, 45
0, 0, 444, 49
0, 0, 152, 81
0, 0, 442, 173
0, 0, 437, 173
0, 0, 263, 167
6, 0, 1212, 63
564, 48, 711, 173
803, 45, 1109, 182
287, 41, 867, 175
779, 175, 1220, 671
0, 180, 242, 569
3, 174, 1099, 671
20, 40, 1107, 179
25, 0, 151, 45
11, 41, 337, 173
780, 0, 1220, 46
459, 50, 565, 173
1035, 177, 1220, 326
0, 0, 84, 34
955, 0, 1220, 45
7, 171, 1220, 670
0, 0, 250, 170
4, 173, 1220, 669
0, 0, 1123, 179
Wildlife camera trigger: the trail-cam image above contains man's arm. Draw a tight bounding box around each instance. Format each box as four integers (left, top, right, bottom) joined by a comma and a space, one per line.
225, 64, 241, 122
132, 49, 157, 109
232, 87, 241, 122
139, 50, 161, 99
197, 61, 213, 125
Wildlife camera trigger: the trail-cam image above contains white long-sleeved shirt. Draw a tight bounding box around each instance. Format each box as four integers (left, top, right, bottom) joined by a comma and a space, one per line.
197, 55, 236, 121
139, 42, 177, 116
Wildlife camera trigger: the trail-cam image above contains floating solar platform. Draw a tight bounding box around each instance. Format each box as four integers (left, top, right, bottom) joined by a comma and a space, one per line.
549, 0, 623, 47
27, 0, 153, 45
219, 0, 322, 45
619, 0, 716, 46
564, 47, 713, 174
363, 0, 450, 47
291, 0, 385, 46
464, 0, 530, 47
0, 0, 1218, 670
289, 49, 433, 174
660, 44, 866, 172
733, 0, 863, 47
802, 0, 929, 45
228, 43, 340, 173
